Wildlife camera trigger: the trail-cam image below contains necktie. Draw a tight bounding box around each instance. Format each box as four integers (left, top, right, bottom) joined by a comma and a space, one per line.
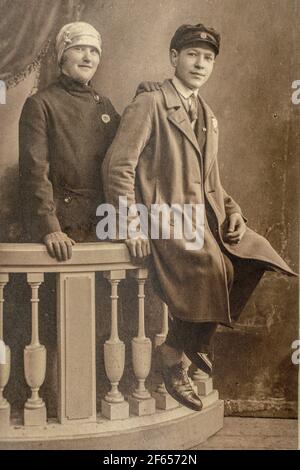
188, 93, 198, 122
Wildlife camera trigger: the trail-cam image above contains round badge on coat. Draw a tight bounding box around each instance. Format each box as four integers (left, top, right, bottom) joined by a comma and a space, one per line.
101, 114, 111, 123
211, 117, 218, 131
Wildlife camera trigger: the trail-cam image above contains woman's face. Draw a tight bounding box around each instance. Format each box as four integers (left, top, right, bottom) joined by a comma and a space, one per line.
61, 45, 100, 84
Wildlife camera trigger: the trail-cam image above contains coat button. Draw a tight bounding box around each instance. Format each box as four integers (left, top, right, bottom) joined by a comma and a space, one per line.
94, 94, 100, 102
64, 196, 72, 204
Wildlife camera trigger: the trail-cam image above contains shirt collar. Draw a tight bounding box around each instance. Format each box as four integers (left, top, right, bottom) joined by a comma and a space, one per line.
172, 76, 199, 100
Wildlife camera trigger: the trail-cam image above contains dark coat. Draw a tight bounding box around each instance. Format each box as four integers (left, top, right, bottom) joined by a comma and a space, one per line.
19, 74, 120, 242
103, 79, 296, 325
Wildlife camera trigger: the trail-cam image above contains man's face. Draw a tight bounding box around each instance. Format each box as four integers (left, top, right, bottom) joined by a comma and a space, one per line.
170, 45, 215, 90
61, 45, 100, 84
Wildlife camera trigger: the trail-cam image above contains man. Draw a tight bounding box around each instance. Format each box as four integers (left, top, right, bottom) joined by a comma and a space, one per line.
102, 23, 296, 411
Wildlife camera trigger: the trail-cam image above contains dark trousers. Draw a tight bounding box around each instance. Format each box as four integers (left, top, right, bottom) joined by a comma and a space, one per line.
165, 252, 234, 353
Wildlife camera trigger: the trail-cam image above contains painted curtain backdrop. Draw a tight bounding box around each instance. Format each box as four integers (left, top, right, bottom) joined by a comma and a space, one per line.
0, 0, 100, 87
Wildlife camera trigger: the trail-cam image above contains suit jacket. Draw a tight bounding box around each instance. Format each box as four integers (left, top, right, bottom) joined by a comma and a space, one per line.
103, 79, 296, 324
19, 74, 120, 242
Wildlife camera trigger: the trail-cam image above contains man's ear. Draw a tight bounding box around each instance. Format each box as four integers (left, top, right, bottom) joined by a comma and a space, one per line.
169, 49, 179, 68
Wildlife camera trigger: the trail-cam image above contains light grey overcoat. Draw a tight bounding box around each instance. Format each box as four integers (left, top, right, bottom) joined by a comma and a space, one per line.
103, 80, 296, 325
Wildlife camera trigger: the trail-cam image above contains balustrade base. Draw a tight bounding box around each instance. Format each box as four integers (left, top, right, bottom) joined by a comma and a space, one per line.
129, 396, 156, 416
0, 406, 10, 428
0, 400, 224, 450
24, 405, 47, 426
152, 391, 180, 410
199, 390, 219, 407
194, 378, 213, 396
101, 399, 129, 420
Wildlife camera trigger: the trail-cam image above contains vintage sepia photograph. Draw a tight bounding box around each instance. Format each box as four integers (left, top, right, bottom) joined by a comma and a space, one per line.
0, 0, 299, 452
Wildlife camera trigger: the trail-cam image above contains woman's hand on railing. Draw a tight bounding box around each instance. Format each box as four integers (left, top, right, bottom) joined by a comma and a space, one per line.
43, 231, 76, 261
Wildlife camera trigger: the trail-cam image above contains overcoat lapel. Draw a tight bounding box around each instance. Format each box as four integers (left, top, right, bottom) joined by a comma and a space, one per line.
198, 95, 219, 181
161, 81, 219, 180
167, 107, 202, 154
161, 80, 201, 155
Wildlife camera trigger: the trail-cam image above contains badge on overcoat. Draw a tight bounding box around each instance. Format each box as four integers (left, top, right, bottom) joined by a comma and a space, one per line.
211, 117, 218, 132
101, 114, 111, 123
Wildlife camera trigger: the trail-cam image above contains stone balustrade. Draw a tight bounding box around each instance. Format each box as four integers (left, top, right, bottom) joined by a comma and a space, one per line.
0, 242, 223, 449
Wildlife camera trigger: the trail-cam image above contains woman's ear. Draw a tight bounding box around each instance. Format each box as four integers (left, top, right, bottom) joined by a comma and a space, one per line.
169, 48, 178, 68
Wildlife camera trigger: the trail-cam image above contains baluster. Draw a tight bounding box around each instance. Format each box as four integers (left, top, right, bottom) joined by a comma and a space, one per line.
101, 270, 129, 420
192, 367, 218, 406
0, 274, 10, 428
129, 269, 155, 416
152, 303, 178, 409
154, 302, 169, 349
192, 368, 212, 395
24, 273, 46, 426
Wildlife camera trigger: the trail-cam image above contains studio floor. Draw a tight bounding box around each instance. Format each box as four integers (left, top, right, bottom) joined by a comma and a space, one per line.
191, 417, 298, 450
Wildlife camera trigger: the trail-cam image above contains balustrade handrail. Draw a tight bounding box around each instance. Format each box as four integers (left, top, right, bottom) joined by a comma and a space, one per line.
0, 242, 135, 272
